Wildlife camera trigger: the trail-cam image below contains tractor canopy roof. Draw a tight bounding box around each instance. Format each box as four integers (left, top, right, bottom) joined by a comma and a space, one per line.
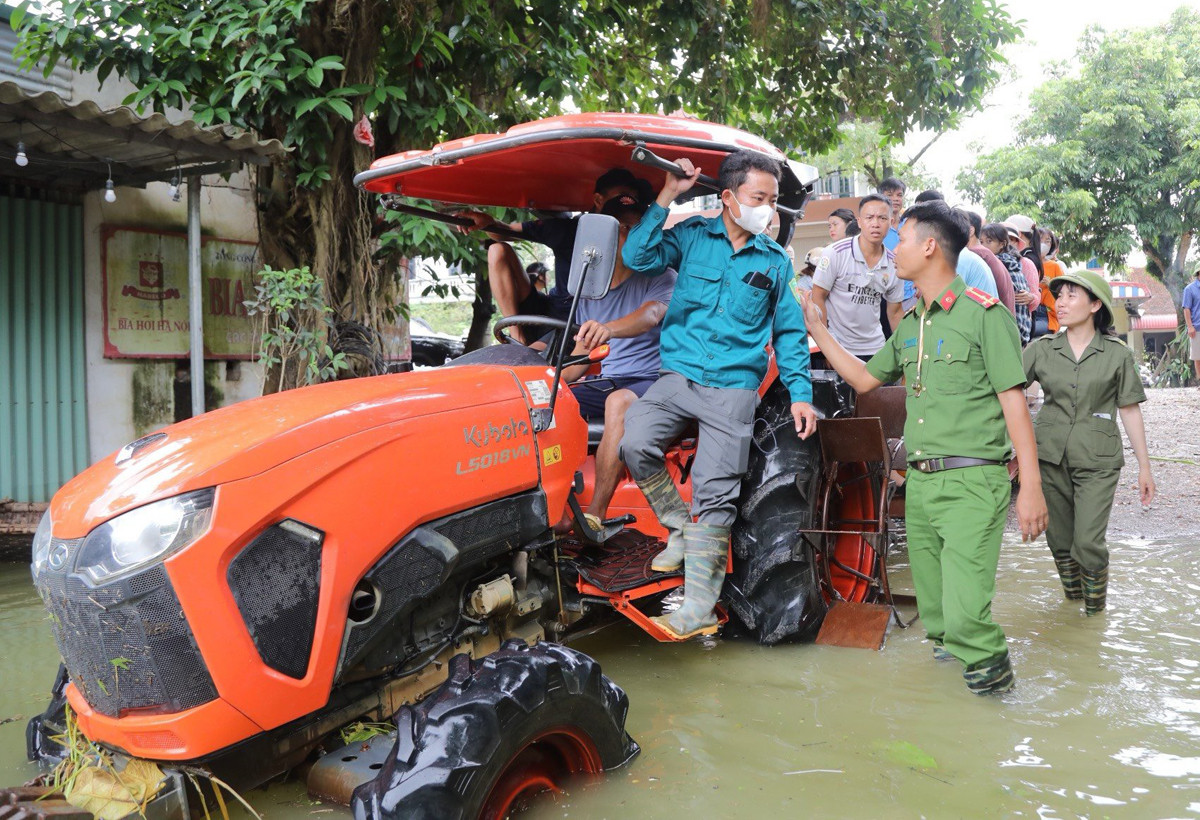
354, 112, 818, 213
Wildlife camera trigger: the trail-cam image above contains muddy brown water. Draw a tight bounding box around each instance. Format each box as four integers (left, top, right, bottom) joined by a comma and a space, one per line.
3, 533, 1199, 818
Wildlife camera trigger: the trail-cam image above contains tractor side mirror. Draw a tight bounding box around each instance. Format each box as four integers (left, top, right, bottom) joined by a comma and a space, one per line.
567, 213, 618, 300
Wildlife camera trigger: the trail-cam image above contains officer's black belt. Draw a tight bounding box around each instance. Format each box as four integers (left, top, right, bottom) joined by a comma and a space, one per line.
910, 457, 1004, 474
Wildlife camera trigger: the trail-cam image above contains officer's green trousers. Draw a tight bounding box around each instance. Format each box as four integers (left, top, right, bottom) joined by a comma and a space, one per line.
1039, 459, 1120, 573
905, 465, 1010, 668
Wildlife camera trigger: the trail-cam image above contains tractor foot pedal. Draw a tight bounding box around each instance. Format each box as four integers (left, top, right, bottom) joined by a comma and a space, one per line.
565, 495, 634, 544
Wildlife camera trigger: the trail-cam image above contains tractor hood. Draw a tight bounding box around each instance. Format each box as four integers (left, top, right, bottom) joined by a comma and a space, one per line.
50, 366, 546, 537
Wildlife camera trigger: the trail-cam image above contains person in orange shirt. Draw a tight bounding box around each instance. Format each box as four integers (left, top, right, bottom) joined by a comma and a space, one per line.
1039, 228, 1066, 333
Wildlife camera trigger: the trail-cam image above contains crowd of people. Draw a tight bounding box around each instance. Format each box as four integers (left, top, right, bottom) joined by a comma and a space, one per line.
807, 178, 1075, 353
460, 156, 1156, 696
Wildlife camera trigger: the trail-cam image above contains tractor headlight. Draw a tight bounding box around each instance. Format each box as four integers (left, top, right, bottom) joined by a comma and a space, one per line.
74, 489, 215, 584
30, 509, 53, 581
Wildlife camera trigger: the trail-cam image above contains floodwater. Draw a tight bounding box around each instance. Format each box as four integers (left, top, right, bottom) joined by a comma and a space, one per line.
3, 534, 1200, 818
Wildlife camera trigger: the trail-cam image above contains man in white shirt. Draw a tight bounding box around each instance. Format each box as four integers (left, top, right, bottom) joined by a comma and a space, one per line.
812, 194, 905, 359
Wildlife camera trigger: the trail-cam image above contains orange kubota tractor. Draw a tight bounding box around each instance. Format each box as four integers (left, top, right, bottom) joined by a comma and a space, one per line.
24, 114, 902, 820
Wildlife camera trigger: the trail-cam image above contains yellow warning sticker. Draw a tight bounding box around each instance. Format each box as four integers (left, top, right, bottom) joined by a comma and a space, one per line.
542, 445, 563, 466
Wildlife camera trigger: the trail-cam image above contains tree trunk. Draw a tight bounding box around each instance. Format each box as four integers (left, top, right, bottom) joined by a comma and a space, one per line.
1165, 230, 1194, 301
464, 261, 494, 352
253, 0, 399, 391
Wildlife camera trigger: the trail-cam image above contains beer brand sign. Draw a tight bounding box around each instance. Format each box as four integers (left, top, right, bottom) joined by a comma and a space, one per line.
102, 226, 260, 359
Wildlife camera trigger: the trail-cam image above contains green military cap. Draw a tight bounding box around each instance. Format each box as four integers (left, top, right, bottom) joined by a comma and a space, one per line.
1049, 268, 1113, 317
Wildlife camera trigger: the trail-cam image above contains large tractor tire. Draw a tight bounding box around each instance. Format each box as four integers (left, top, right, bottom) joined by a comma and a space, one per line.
724, 379, 827, 644
351, 641, 639, 820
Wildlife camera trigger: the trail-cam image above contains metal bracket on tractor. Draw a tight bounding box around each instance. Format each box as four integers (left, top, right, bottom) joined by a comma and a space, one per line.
0, 786, 90, 820
558, 531, 729, 642
797, 386, 914, 650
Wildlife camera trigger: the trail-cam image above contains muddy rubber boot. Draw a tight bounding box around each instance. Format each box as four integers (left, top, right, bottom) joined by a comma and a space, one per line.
1082, 564, 1108, 616
637, 470, 690, 573
963, 652, 1015, 695
652, 523, 730, 640
1053, 555, 1083, 600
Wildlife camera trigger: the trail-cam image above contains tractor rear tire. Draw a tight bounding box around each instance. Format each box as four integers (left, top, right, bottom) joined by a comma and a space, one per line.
725, 379, 827, 644
351, 641, 638, 820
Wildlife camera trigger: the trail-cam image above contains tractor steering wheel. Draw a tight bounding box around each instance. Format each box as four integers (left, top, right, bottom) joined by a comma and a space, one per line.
492, 315, 573, 347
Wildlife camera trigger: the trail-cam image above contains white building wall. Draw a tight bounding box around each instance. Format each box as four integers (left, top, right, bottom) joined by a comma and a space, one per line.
63, 74, 267, 462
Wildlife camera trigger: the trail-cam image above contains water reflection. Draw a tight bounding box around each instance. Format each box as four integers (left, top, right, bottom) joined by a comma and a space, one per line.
0, 532, 1198, 817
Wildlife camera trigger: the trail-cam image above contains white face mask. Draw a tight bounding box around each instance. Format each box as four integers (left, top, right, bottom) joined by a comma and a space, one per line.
1040, 242, 1051, 256
731, 197, 774, 235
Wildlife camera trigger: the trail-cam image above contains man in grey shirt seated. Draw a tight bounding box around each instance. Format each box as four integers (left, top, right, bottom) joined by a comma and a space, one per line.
563, 196, 676, 530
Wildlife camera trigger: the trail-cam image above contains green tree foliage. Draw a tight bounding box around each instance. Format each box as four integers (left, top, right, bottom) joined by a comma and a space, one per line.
17, 0, 1019, 370
810, 121, 940, 194
957, 8, 1200, 297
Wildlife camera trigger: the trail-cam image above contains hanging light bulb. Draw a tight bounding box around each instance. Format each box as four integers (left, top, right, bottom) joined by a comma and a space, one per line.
104, 178, 117, 203
15, 141, 28, 167
168, 171, 181, 202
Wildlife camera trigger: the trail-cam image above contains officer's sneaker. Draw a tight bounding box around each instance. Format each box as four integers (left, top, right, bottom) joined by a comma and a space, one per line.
963, 652, 1015, 695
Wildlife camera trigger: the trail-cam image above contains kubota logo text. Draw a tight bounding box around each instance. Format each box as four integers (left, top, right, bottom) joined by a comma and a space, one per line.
463, 417, 530, 448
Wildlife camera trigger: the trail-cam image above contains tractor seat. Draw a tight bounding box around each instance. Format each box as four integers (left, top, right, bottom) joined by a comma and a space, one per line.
587, 419, 606, 452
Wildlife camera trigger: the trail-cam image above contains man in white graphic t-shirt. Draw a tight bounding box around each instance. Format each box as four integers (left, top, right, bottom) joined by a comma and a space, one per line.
811, 193, 905, 360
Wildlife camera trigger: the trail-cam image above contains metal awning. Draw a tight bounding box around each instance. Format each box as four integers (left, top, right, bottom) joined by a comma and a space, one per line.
0, 80, 289, 418
0, 80, 286, 188
1109, 281, 1151, 305
1131, 314, 1178, 332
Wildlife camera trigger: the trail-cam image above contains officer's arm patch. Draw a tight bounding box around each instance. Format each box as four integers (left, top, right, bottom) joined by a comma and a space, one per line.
964, 287, 999, 308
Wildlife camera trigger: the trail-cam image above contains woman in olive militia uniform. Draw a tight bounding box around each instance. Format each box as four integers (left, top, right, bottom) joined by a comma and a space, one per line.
1022, 269, 1156, 615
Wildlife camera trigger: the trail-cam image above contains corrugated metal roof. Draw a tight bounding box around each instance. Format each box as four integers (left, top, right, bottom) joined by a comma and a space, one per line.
0, 80, 288, 191
0, 22, 72, 99
1131, 314, 1178, 332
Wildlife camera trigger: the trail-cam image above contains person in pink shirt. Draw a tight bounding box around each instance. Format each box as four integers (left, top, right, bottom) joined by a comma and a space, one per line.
1006, 214, 1042, 313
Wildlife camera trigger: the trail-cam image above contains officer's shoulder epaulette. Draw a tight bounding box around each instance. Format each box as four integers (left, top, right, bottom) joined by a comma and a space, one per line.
964, 287, 1000, 308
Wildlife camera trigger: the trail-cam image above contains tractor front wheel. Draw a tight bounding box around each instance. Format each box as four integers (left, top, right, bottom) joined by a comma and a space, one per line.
351, 641, 638, 820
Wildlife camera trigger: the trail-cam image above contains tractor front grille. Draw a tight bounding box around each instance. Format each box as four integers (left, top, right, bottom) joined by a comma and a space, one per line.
37, 558, 217, 718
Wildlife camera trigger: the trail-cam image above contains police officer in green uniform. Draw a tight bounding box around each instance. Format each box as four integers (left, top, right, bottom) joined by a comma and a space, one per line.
802, 201, 1048, 695
1022, 269, 1155, 615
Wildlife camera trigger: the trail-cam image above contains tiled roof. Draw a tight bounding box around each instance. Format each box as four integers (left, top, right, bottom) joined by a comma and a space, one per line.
1128, 267, 1180, 316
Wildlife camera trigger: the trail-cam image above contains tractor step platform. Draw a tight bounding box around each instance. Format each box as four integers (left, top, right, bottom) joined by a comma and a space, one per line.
558, 530, 728, 642
557, 530, 681, 593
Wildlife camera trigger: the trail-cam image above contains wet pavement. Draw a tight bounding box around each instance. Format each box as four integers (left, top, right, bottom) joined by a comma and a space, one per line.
3, 532, 1199, 817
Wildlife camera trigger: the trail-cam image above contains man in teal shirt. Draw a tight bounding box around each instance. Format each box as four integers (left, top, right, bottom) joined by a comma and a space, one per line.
619, 150, 817, 640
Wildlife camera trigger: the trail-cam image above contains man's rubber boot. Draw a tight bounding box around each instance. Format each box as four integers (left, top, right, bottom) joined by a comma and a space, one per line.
1082, 564, 1108, 616
637, 470, 690, 573
963, 652, 1015, 695
1053, 555, 1083, 600
652, 523, 730, 640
